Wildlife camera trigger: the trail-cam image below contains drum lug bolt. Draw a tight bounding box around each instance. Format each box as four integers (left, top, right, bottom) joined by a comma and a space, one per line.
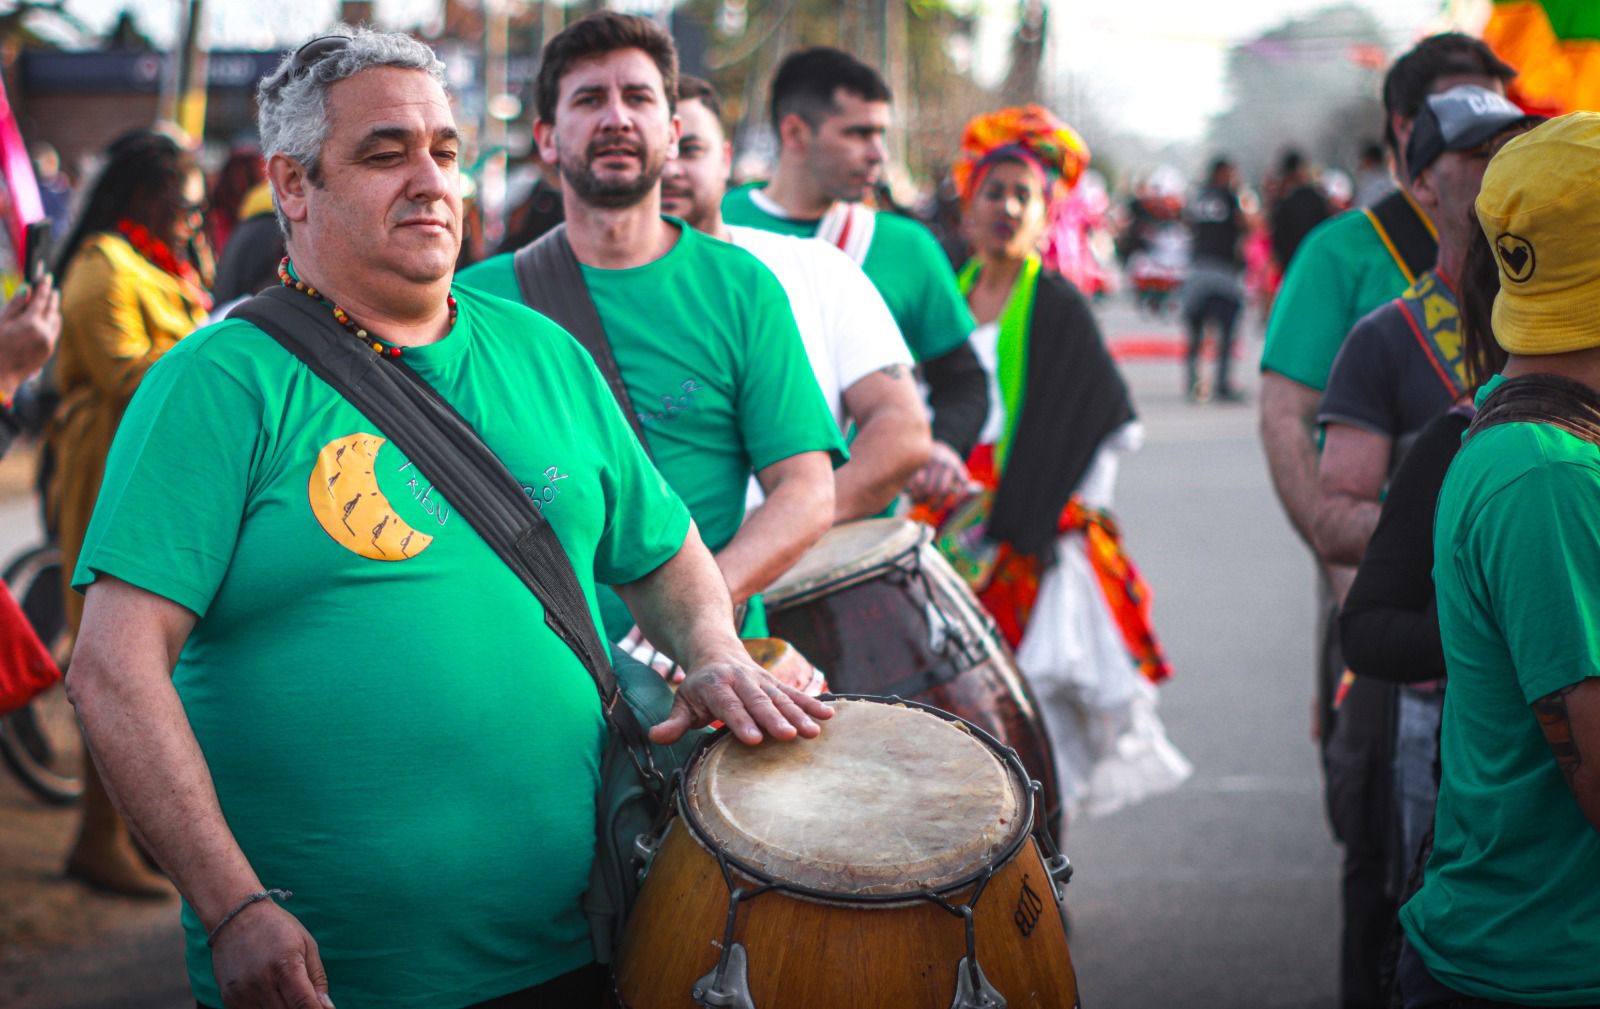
632, 831, 660, 875
692, 941, 757, 1009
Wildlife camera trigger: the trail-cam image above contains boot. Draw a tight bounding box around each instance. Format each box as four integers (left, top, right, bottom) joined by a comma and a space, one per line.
64, 747, 173, 899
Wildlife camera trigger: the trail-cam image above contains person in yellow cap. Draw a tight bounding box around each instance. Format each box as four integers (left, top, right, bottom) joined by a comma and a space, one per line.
1397, 111, 1600, 1008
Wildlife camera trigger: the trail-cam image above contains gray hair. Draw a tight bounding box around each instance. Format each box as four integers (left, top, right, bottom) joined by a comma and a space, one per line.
256, 25, 447, 235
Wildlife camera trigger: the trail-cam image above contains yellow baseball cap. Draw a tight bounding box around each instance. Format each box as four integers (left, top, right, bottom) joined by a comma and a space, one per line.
1477, 112, 1600, 355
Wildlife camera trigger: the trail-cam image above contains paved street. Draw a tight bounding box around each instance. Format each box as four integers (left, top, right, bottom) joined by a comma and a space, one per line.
0, 296, 1342, 1008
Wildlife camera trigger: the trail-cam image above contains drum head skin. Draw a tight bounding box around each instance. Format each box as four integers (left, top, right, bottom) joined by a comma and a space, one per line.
764, 518, 927, 608
686, 699, 1026, 895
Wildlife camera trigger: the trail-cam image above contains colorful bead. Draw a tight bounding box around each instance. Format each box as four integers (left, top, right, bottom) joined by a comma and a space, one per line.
277, 257, 456, 359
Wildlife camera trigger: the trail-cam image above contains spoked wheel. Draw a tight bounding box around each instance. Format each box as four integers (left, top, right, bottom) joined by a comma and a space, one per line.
1, 544, 83, 805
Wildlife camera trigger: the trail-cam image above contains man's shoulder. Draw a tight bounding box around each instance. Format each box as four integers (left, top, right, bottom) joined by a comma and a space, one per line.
1294, 205, 1386, 260
729, 224, 858, 279
868, 210, 944, 253
1444, 421, 1600, 533
683, 226, 786, 290
1343, 296, 1412, 349
721, 184, 777, 223
454, 251, 520, 301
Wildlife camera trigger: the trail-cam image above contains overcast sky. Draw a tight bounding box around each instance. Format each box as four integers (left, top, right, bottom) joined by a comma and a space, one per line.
54, 0, 1473, 141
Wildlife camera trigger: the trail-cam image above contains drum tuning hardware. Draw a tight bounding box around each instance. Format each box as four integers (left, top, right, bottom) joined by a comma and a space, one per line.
691, 941, 756, 1009
951, 955, 1007, 1009
1046, 854, 1074, 886
632, 832, 662, 879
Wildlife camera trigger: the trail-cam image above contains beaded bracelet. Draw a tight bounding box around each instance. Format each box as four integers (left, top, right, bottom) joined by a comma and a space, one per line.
206, 888, 293, 947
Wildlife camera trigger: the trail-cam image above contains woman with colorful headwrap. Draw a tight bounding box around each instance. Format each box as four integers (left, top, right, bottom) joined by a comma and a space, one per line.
919, 105, 1190, 822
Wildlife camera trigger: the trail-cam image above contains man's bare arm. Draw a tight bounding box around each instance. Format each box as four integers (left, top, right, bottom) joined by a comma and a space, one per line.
68, 577, 332, 1007
716, 450, 834, 605
833, 364, 931, 521
1312, 423, 1391, 566
1532, 679, 1600, 832
1259, 371, 1324, 548
614, 521, 831, 746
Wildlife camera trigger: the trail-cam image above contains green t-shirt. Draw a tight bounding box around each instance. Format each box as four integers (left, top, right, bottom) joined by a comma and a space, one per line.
72, 288, 690, 1009
722, 183, 975, 364
456, 221, 846, 641
1400, 375, 1600, 1003
1260, 207, 1415, 390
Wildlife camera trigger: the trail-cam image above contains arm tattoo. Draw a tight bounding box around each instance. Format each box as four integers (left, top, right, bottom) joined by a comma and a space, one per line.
876, 364, 909, 380
1534, 684, 1584, 788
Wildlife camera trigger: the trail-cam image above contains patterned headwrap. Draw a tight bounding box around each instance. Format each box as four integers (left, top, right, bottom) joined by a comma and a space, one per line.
953, 105, 1090, 207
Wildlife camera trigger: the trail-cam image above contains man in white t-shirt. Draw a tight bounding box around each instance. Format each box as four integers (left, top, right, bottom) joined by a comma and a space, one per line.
663, 75, 930, 520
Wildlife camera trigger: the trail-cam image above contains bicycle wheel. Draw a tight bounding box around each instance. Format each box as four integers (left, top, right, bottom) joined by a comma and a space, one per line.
1, 543, 84, 805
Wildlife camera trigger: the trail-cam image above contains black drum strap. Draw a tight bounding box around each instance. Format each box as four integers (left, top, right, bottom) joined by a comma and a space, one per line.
1363, 190, 1437, 287
512, 225, 652, 457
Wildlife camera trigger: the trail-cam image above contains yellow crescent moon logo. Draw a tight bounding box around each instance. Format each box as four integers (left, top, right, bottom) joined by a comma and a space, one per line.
307, 433, 433, 561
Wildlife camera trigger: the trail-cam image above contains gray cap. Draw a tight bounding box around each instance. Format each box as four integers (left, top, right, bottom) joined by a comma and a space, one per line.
1407, 84, 1542, 182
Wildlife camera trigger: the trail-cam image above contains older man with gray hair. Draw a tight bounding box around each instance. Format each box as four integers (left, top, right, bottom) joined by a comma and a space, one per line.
63, 26, 827, 1009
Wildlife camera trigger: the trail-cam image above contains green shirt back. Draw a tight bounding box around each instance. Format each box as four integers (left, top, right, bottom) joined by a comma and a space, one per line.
1401, 375, 1600, 1003
1260, 207, 1414, 390
722, 183, 975, 364
456, 221, 846, 640
72, 288, 690, 1009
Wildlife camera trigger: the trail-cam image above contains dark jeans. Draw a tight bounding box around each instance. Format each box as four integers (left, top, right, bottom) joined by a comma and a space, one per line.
198, 962, 606, 1009
1319, 583, 1399, 1009
1397, 938, 1600, 1009
1184, 291, 1242, 393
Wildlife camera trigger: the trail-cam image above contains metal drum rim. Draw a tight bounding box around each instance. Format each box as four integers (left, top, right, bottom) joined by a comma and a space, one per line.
763, 520, 932, 612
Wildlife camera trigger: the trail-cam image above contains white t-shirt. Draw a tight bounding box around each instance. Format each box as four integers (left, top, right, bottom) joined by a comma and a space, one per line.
729, 225, 913, 509
727, 225, 911, 430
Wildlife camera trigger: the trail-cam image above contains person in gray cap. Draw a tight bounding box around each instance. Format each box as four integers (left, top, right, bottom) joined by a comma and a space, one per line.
1313, 82, 1539, 914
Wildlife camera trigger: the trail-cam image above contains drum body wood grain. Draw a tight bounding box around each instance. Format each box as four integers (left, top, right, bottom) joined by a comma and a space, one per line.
613, 699, 1079, 1009
763, 518, 1063, 839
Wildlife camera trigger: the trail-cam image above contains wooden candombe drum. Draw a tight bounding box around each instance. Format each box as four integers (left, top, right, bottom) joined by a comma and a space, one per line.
613, 696, 1080, 1008
762, 518, 1063, 839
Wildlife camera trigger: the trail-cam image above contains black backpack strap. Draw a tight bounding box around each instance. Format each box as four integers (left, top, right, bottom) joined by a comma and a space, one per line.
228, 288, 662, 780
1363, 190, 1438, 287
513, 224, 651, 456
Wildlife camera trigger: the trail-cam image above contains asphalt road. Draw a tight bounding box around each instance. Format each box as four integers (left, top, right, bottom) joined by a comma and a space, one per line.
0, 296, 1342, 1008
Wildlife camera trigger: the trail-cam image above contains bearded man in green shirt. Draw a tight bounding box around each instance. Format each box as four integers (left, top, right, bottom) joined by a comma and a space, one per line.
722, 46, 989, 507
457, 13, 846, 665
63, 27, 830, 1009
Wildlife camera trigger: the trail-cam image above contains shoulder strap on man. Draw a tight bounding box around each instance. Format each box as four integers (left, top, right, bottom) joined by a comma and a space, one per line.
227, 288, 662, 779
816, 201, 875, 266
1467, 373, 1600, 447
1362, 190, 1437, 287
512, 224, 652, 455
1394, 271, 1469, 400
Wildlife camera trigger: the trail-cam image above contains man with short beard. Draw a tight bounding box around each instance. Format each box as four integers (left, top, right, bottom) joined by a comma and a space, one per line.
457, 13, 845, 662
663, 75, 930, 522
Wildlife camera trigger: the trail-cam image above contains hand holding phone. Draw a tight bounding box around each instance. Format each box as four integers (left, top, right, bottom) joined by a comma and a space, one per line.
24, 220, 52, 285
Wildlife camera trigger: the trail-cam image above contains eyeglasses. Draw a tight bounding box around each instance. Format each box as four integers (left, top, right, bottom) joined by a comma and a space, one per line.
290, 35, 352, 79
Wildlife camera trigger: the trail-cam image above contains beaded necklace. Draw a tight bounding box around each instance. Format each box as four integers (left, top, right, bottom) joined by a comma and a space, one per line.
115, 219, 213, 311
277, 258, 456, 358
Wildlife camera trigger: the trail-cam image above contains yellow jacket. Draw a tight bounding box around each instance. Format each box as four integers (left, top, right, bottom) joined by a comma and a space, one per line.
48, 231, 210, 630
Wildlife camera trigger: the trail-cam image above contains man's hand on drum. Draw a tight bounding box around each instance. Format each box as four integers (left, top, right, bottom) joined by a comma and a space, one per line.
907, 439, 971, 508
650, 646, 833, 747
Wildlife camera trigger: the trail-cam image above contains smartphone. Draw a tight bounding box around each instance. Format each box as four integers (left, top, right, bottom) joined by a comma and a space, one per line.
23, 219, 51, 283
